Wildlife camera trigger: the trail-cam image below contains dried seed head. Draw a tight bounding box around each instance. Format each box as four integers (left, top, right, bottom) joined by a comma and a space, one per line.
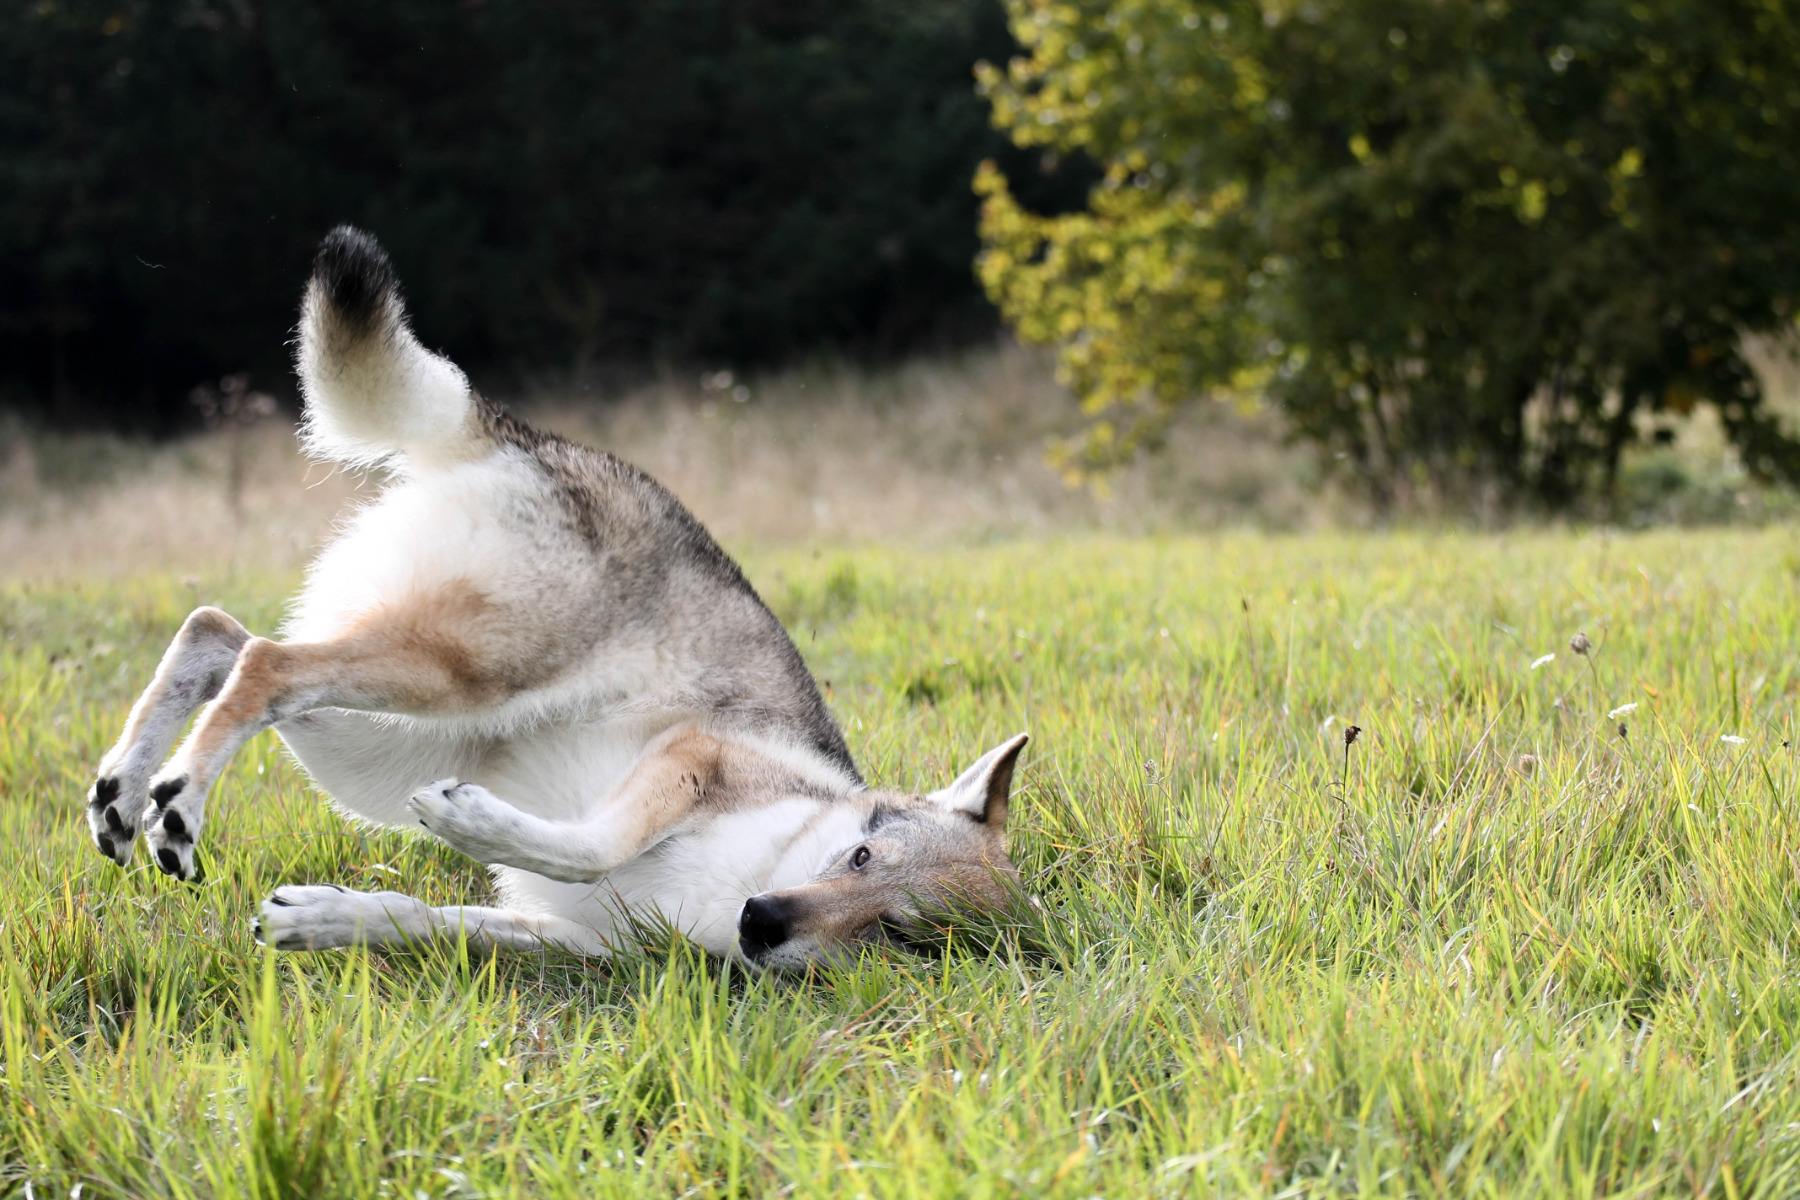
1618, 722, 1628, 740
1344, 725, 1362, 748
1569, 631, 1592, 657
1516, 753, 1539, 775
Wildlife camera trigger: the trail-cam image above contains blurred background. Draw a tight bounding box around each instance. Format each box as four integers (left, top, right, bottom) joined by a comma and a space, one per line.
4, 0, 1800, 572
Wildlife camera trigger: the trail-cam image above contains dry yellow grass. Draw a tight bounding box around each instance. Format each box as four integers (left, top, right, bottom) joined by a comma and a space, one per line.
0, 344, 1316, 582
5, 334, 1798, 583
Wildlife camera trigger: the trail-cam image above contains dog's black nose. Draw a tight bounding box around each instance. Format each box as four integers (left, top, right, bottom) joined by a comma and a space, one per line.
738, 894, 791, 958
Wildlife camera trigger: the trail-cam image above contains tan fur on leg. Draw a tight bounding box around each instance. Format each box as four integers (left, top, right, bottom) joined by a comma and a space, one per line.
407, 725, 854, 884
144, 581, 576, 880
407, 726, 731, 881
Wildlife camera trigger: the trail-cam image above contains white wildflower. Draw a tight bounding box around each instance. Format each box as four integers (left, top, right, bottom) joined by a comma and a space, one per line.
1530, 653, 1556, 670
1721, 735, 1747, 745
1607, 703, 1638, 720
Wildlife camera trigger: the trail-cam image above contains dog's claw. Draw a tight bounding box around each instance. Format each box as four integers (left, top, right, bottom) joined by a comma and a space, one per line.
86, 775, 140, 865
151, 840, 203, 883
257, 884, 386, 951
141, 773, 205, 881
407, 778, 529, 866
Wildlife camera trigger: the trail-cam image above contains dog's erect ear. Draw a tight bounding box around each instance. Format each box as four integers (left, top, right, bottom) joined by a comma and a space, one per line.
930, 733, 1028, 831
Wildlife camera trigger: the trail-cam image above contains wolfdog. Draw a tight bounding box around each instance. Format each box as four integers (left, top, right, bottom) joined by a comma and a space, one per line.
83, 226, 1027, 970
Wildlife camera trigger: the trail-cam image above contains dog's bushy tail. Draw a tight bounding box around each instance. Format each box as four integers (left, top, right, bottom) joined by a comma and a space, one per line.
295, 226, 481, 468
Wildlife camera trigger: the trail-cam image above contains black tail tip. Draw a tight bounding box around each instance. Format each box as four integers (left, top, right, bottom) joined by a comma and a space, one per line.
311, 225, 398, 332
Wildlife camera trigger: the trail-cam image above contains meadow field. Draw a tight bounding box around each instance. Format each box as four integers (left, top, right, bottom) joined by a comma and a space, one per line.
5, 521, 1800, 1197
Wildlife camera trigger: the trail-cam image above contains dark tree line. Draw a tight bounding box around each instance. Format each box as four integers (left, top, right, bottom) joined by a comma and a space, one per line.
1, 0, 1089, 432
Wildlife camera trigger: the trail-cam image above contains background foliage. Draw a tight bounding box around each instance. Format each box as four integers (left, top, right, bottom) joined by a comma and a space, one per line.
977, 0, 1800, 506
0, 0, 1088, 431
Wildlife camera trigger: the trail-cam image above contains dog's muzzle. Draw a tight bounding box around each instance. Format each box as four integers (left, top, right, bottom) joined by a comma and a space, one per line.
737, 894, 792, 961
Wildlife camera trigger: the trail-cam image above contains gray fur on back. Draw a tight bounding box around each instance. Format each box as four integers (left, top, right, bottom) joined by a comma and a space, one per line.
473, 396, 859, 781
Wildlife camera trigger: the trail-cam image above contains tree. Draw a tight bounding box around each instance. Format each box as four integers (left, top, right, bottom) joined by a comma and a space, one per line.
0, 0, 1089, 430
976, 0, 1800, 508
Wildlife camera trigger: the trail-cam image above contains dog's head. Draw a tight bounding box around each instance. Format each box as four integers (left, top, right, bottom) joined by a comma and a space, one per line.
736, 733, 1027, 970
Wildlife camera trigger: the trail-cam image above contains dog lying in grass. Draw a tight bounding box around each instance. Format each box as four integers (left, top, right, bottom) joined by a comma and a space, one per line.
84, 226, 1027, 970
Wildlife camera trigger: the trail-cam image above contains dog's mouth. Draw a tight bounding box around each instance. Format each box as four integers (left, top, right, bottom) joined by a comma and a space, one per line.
735, 933, 833, 972
875, 914, 945, 957
735, 898, 939, 969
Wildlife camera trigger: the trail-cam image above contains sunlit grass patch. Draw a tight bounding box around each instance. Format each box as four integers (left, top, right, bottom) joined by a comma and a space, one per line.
4, 529, 1800, 1196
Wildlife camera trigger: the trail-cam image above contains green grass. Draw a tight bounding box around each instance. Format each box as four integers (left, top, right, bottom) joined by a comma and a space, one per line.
5, 529, 1800, 1197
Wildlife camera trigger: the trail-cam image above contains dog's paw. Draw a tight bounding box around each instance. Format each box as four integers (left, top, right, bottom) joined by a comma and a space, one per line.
86, 774, 140, 866
408, 779, 531, 866
255, 884, 381, 951
142, 773, 204, 881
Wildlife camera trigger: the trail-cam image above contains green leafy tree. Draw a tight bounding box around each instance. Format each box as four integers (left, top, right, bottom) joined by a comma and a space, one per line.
976, 0, 1800, 507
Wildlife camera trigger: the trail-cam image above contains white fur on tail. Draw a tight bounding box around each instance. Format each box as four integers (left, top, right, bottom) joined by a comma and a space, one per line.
295, 226, 479, 468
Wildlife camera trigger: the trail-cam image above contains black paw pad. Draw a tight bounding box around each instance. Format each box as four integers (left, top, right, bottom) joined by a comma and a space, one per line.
151, 777, 187, 809
91, 777, 120, 807
156, 848, 181, 876
160, 810, 188, 839
104, 806, 126, 832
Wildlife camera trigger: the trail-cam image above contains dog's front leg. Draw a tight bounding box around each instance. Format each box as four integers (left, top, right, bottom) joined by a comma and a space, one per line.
407, 726, 728, 881
254, 884, 612, 955
406, 780, 660, 882
88, 607, 251, 866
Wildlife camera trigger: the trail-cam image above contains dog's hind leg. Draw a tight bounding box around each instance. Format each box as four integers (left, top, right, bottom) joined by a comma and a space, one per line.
143, 583, 563, 881
254, 884, 611, 955
88, 607, 252, 866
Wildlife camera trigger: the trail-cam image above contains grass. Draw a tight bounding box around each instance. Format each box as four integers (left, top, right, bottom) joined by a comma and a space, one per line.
5, 528, 1800, 1197
0, 344, 1317, 582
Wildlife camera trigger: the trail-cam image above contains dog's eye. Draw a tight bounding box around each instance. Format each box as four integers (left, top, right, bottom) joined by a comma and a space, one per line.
851, 846, 871, 869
